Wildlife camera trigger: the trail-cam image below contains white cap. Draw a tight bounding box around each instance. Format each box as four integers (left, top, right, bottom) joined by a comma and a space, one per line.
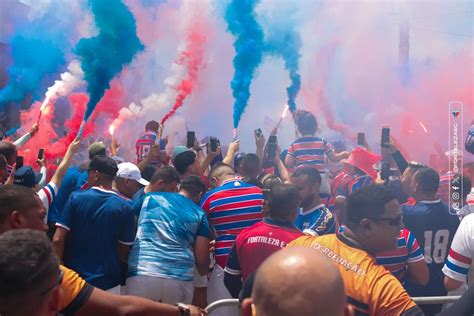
117, 162, 149, 186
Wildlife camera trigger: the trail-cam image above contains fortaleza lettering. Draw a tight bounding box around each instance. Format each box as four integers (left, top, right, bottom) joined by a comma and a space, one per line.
309, 242, 366, 276
246, 236, 287, 248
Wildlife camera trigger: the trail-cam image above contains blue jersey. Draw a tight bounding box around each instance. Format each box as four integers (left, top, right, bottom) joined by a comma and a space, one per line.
294, 204, 336, 236
56, 187, 135, 290
48, 166, 82, 223
402, 200, 459, 303
128, 192, 210, 281
76, 170, 89, 190
131, 187, 146, 217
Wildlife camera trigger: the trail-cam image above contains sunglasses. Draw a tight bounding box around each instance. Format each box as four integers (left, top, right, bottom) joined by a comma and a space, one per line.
370, 215, 403, 226
39, 269, 64, 296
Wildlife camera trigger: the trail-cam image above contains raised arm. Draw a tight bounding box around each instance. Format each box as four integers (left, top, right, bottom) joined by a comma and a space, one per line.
50, 138, 81, 188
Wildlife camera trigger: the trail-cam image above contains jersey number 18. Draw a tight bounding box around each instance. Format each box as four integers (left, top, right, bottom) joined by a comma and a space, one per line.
423, 229, 450, 264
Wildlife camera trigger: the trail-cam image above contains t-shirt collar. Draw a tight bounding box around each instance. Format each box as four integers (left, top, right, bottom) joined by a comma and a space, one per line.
419, 199, 441, 204
264, 217, 297, 229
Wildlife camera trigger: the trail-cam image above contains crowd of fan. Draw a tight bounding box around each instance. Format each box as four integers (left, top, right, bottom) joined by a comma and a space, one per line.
0, 110, 474, 316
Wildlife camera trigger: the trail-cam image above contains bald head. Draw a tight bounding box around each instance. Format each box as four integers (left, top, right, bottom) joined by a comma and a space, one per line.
249, 247, 347, 316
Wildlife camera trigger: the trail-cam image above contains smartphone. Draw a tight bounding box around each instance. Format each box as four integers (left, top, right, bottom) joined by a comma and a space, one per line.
357, 133, 365, 146
16, 156, 24, 169
267, 135, 278, 159
380, 162, 391, 181
381, 127, 390, 148
37, 148, 44, 160
210, 137, 218, 152
254, 128, 263, 138
187, 131, 195, 148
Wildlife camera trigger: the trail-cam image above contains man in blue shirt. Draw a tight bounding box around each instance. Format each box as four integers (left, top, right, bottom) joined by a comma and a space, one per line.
126, 175, 210, 304
291, 167, 335, 235
131, 166, 181, 217
402, 167, 460, 316
53, 156, 135, 293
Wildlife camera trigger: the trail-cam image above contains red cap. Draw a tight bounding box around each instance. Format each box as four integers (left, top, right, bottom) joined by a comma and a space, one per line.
341, 147, 381, 180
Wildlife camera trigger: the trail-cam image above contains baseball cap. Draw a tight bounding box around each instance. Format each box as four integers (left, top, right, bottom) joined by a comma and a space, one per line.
89, 156, 118, 177
117, 162, 149, 186
172, 145, 190, 160
14, 166, 42, 188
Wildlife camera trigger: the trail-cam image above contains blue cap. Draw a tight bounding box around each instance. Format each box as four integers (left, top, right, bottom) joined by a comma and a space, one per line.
14, 166, 42, 188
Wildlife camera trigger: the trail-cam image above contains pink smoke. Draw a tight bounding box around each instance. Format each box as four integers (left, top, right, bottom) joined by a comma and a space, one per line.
160, 27, 207, 126
18, 81, 125, 164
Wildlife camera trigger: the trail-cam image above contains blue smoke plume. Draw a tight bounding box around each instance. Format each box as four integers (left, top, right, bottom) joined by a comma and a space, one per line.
225, 0, 264, 128
264, 19, 302, 112
75, 0, 144, 121
0, 9, 70, 111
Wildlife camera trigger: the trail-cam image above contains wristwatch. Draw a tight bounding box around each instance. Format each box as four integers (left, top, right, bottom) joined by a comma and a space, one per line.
175, 303, 190, 316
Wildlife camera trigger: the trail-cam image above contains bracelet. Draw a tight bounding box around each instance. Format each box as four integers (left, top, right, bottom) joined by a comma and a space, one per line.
175, 303, 190, 316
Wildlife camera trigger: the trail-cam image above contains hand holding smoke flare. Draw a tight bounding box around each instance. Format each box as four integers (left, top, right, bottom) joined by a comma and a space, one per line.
75, 0, 143, 138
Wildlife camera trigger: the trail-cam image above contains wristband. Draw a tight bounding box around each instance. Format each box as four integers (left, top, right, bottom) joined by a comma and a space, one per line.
175, 303, 190, 316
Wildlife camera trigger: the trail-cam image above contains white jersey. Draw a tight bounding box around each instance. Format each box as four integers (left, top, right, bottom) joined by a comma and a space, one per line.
442, 213, 474, 285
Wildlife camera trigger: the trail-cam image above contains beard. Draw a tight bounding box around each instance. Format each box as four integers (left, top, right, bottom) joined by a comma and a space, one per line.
300, 193, 315, 209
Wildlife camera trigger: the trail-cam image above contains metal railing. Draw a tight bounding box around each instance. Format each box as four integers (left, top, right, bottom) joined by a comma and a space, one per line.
205, 296, 463, 313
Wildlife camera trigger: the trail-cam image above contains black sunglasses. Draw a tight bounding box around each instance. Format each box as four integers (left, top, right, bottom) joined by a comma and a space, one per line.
370, 215, 403, 226
39, 269, 64, 296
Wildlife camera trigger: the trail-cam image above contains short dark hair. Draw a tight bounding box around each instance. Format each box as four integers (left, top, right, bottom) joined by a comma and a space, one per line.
0, 229, 60, 314
413, 167, 440, 194
141, 164, 157, 182
453, 174, 472, 201
180, 175, 206, 197
0, 141, 16, 162
0, 185, 40, 224
240, 153, 260, 178
292, 167, 322, 186
89, 156, 118, 179
209, 162, 235, 180
296, 110, 317, 135
151, 166, 181, 184
145, 120, 160, 133
346, 184, 397, 227
267, 183, 300, 220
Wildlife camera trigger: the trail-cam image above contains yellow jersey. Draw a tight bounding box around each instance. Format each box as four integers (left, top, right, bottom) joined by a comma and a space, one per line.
288, 234, 418, 315
59, 265, 94, 315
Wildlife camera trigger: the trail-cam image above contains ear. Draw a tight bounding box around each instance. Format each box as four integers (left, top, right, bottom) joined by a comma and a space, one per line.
48, 286, 63, 313
10, 211, 25, 229
359, 218, 372, 233
345, 304, 355, 316
241, 298, 254, 316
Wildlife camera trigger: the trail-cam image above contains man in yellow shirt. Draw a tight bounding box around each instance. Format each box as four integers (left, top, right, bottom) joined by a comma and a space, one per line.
289, 184, 423, 316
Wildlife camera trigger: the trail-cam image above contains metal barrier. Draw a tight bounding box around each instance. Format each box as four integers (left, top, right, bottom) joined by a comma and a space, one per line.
413, 296, 461, 305
205, 296, 463, 313
205, 299, 239, 313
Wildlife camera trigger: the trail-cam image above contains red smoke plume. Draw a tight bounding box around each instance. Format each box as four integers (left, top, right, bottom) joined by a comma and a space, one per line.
160, 26, 206, 126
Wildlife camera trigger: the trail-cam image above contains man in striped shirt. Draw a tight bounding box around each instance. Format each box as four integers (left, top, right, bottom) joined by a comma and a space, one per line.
200, 163, 263, 316
443, 213, 474, 291
376, 228, 428, 286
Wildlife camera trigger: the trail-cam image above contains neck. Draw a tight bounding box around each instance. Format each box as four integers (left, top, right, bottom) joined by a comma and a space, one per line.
414, 192, 438, 202
93, 181, 113, 191
144, 184, 152, 194
304, 194, 322, 211
340, 225, 375, 255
